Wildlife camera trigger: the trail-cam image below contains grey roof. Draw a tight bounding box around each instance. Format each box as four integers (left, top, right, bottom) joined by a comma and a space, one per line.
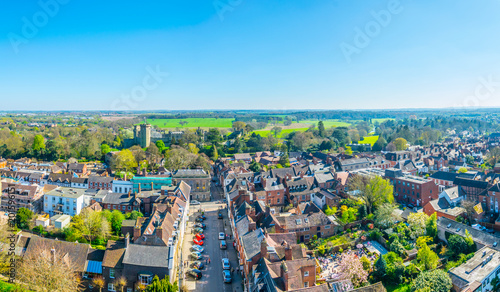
241, 228, 265, 260
443, 186, 460, 200
122, 244, 170, 268
449, 246, 500, 289
438, 217, 500, 250
45, 187, 86, 198
430, 171, 458, 181
172, 169, 209, 178
102, 193, 136, 205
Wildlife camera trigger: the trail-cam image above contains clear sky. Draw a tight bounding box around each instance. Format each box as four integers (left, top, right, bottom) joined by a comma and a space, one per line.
2, 0, 500, 111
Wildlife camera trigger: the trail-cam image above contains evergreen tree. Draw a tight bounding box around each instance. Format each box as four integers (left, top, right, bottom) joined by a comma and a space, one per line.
373, 255, 387, 279
318, 121, 326, 137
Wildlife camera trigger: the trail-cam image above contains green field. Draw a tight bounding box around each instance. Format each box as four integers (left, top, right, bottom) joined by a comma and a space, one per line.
252, 128, 309, 138
358, 135, 379, 146
0, 280, 30, 291
143, 118, 235, 129
300, 120, 351, 127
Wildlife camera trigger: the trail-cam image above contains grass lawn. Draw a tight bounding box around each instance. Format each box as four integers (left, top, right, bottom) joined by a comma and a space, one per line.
358, 135, 379, 147
385, 283, 411, 292
252, 128, 309, 138
300, 119, 351, 128
0, 280, 30, 291
372, 118, 395, 124
141, 118, 235, 129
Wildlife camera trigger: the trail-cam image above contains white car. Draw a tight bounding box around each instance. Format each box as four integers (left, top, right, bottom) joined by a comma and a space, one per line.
219, 232, 225, 240
222, 258, 230, 270
191, 200, 200, 205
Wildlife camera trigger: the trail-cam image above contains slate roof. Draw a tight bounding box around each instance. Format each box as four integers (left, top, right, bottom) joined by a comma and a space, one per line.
122, 244, 170, 268
430, 171, 458, 181
241, 228, 265, 260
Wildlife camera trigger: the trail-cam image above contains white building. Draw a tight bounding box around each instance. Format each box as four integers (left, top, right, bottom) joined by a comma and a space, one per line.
70, 177, 88, 189
50, 214, 71, 229
112, 179, 134, 194
43, 187, 86, 216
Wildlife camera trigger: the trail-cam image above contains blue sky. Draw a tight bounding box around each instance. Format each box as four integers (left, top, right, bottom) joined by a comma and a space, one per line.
2, 0, 500, 111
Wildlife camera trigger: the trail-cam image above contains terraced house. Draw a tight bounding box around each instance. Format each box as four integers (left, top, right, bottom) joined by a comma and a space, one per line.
172, 169, 210, 201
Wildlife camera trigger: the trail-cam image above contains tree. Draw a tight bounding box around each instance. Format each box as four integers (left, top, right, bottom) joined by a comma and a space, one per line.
411, 269, 452, 292
155, 140, 166, 152
374, 203, 400, 229
272, 126, 282, 138
348, 129, 360, 143
18, 242, 82, 291
101, 143, 111, 156
92, 276, 105, 292
111, 149, 138, 172
318, 121, 326, 138
210, 145, 219, 161
393, 138, 408, 151
426, 213, 437, 239
16, 207, 34, 229
372, 136, 387, 151
360, 256, 371, 271
249, 160, 261, 172
416, 242, 439, 270
487, 146, 500, 166
206, 128, 223, 144
408, 212, 429, 238
338, 253, 368, 287
324, 205, 337, 216
71, 209, 110, 242
144, 275, 178, 292
32, 134, 46, 152
116, 276, 127, 292
390, 237, 407, 258
232, 121, 246, 132
461, 199, 476, 225
125, 210, 144, 220
110, 210, 125, 236
458, 167, 468, 173
352, 175, 394, 214
386, 142, 396, 151
373, 255, 387, 279
447, 234, 471, 259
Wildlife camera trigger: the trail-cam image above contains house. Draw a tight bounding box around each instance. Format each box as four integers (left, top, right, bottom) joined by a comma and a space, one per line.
112, 179, 134, 194
430, 171, 458, 192
448, 246, 500, 292
314, 171, 336, 189
234, 153, 252, 163
275, 212, 338, 242
67, 163, 88, 176
101, 192, 140, 213
35, 216, 49, 227
71, 177, 89, 189
336, 157, 371, 171
43, 187, 87, 216
88, 175, 114, 190
0, 183, 46, 213
172, 169, 211, 201
45, 173, 73, 187
384, 168, 439, 208
285, 177, 318, 205
102, 236, 171, 292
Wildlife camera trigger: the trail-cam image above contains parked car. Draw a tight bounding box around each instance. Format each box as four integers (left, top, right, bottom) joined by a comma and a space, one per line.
223, 270, 232, 283
191, 245, 204, 253
195, 223, 206, 229
220, 240, 227, 250
193, 238, 204, 246
191, 200, 200, 205
190, 252, 202, 260
195, 233, 205, 240
190, 261, 205, 270
193, 227, 204, 234
195, 217, 204, 223
222, 258, 230, 270
218, 212, 223, 219
186, 269, 202, 280
197, 214, 207, 220
219, 232, 225, 240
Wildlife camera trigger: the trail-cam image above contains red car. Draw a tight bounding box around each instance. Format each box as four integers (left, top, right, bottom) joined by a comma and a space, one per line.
193, 238, 204, 246
196, 233, 205, 240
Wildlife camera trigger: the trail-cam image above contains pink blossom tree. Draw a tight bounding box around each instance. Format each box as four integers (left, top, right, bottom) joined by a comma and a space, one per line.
338, 253, 368, 287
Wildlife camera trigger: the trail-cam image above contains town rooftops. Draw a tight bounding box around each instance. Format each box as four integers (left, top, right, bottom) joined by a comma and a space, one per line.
44, 187, 87, 198
430, 171, 458, 181
449, 246, 500, 290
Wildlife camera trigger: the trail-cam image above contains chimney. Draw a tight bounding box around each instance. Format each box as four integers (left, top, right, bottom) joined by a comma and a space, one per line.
133, 225, 141, 239
128, 189, 131, 198
280, 261, 289, 291
151, 182, 154, 191
285, 244, 293, 260
156, 226, 163, 240
260, 239, 268, 259
50, 247, 56, 264
265, 205, 271, 216
138, 183, 141, 193
125, 233, 130, 248
124, 173, 127, 181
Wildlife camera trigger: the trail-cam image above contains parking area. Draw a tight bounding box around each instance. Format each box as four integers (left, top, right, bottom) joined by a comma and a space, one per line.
181, 200, 243, 292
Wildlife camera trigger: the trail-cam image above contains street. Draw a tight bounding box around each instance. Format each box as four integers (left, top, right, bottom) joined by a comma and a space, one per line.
181, 183, 243, 292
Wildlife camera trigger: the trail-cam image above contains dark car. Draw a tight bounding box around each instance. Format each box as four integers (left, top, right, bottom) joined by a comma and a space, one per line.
195, 217, 204, 223
218, 212, 223, 219
186, 269, 202, 280
223, 270, 232, 283
197, 214, 207, 220
190, 261, 205, 270
220, 240, 227, 250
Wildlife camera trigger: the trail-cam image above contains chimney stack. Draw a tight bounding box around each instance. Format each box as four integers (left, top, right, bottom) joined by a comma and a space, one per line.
151, 182, 154, 191
125, 233, 130, 248
280, 261, 289, 291
260, 239, 268, 259
138, 183, 141, 193
285, 243, 293, 260
128, 189, 131, 198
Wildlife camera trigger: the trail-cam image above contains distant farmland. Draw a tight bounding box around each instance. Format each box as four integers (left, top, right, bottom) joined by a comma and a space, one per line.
143, 118, 234, 129
252, 128, 309, 138
300, 120, 351, 127
358, 135, 379, 146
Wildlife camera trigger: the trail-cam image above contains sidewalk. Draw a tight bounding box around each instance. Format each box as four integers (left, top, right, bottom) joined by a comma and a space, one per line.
223, 216, 244, 292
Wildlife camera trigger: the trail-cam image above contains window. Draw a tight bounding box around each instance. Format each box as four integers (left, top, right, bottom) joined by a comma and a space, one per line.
304, 282, 309, 287
325, 225, 331, 229
304, 235, 310, 239
109, 268, 115, 278
128, 206, 132, 210
277, 198, 280, 204
108, 283, 115, 291
127, 288, 132, 292
304, 271, 309, 277
139, 275, 152, 285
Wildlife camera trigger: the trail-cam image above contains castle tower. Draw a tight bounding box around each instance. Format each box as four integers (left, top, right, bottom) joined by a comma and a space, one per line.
140, 124, 151, 148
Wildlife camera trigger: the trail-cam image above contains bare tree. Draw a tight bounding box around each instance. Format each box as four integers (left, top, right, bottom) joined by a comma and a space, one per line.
18, 243, 83, 291
92, 276, 105, 292
461, 199, 477, 226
